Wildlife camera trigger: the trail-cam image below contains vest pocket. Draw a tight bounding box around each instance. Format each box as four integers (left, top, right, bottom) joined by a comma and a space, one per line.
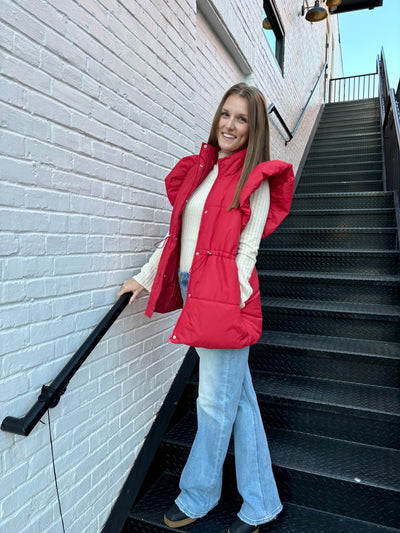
171, 295, 250, 349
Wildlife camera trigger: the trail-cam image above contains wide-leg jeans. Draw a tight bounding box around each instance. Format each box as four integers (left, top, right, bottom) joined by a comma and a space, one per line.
175, 271, 282, 526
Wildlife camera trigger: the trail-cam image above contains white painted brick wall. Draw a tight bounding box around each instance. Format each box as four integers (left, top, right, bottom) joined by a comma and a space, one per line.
0, 1, 342, 532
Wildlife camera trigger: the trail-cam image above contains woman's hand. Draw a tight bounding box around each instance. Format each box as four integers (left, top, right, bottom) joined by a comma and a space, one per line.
117, 278, 145, 305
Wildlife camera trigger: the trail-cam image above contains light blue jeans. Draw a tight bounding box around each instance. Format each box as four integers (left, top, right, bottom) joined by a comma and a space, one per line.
175, 271, 282, 526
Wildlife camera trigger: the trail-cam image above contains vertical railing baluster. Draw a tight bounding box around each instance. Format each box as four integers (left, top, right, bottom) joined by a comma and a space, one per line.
329, 72, 378, 103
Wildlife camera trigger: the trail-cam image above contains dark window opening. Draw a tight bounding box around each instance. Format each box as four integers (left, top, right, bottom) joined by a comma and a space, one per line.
263, 1, 284, 70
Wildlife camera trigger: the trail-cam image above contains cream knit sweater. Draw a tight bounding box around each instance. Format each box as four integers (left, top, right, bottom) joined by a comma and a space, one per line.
134, 157, 270, 307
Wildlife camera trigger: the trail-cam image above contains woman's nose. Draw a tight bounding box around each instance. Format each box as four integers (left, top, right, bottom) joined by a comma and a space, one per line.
226, 117, 235, 130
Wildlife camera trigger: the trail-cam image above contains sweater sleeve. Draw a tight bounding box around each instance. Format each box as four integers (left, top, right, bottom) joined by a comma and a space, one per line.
132, 233, 168, 292
236, 180, 270, 308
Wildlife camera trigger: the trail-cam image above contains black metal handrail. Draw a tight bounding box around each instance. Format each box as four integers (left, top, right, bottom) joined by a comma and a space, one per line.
1, 292, 132, 436
269, 62, 327, 145
329, 72, 378, 103
377, 48, 400, 199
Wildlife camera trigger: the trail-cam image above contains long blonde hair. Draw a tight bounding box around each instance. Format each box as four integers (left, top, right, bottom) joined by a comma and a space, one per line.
208, 83, 270, 209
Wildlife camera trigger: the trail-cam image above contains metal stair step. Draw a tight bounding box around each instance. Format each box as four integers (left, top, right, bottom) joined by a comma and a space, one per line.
157, 415, 400, 528
306, 151, 382, 164
280, 208, 396, 229
316, 129, 381, 142
313, 130, 381, 143
126, 472, 399, 533
301, 169, 382, 181
291, 191, 395, 210
310, 137, 381, 149
323, 98, 379, 112
256, 248, 400, 275
316, 125, 380, 137
183, 371, 400, 449
262, 227, 398, 250
295, 180, 383, 193
260, 297, 400, 343
303, 161, 382, 173
254, 372, 400, 449
271, 428, 400, 529
317, 117, 380, 129
321, 114, 380, 123
321, 112, 380, 123
251, 330, 400, 388
310, 136, 382, 152
258, 270, 400, 305
308, 142, 382, 157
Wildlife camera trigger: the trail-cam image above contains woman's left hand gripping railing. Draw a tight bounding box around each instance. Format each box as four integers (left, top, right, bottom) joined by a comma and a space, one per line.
1, 292, 133, 437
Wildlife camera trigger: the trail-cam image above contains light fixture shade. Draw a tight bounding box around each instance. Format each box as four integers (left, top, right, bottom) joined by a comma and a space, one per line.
305, 0, 328, 22
263, 17, 272, 30
326, 0, 342, 6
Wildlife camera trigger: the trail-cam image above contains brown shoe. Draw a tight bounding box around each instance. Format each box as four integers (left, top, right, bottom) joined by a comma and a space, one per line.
164, 503, 198, 528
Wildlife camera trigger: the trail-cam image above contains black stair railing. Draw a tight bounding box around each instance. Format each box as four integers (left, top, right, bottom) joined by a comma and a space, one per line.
378, 48, 400, 199
329, 71, 378, 102
269, 62, 327, 144
1, 292, 132, 437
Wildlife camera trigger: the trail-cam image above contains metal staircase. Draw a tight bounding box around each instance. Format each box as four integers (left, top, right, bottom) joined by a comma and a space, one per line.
122, 98, 400, 532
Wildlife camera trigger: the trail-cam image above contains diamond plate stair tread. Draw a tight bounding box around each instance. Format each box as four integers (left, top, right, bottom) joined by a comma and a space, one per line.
302, 167, 382, 175
312, 133, 381, 143
272, 227, 396, 235
128, 473, 399, 533
317, 125, 381, 133
288, 207, 395, 216
270, 428, 400, 490
274, 226, 396, 235
294, 192, 393, 198
250, 371, 400, 416
257, 249, 400, 275
258, 247, 399, 256
291, 191, 395, 209
296, 181, 383, 192
318, 115, 380, 123
304, 161, 382, 170
163, 414, 400, 491
300, 176, 383, 185
306, 151, 381, 161
257, 330, 400, 360
258, 271, 400, 284
293, 191, 393, 201
264, 229, 397, 249
260, 297, 400, 319
309, 144, 382, 155
310, 138, 381, 148
323, 100, 379, 111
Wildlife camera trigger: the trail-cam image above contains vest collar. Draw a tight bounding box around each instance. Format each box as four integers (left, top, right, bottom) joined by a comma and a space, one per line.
200, 143, 247, 174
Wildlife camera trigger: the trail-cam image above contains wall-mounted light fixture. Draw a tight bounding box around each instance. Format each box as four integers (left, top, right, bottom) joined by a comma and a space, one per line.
301, 0, 328, 22
326, 0, 342, 7
263, 17, 272, 30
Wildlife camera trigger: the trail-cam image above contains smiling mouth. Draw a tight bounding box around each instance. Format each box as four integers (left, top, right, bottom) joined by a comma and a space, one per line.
222, 133, 236, 139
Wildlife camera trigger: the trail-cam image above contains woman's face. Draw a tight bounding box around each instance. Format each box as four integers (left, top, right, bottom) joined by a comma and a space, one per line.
217, 94, 249, 154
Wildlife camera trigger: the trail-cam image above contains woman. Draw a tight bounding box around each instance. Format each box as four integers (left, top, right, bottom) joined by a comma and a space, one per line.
118, 83, 294, 533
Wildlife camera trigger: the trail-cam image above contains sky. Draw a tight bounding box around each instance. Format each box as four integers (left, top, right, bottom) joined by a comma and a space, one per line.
338, 0, 400, 88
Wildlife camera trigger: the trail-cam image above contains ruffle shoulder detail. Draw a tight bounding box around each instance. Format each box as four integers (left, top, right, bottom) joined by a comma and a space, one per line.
165, 155, 199, 207
239, 160, 295, 238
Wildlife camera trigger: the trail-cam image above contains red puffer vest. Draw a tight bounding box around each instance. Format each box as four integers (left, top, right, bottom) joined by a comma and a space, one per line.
144, 143, 294, 349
